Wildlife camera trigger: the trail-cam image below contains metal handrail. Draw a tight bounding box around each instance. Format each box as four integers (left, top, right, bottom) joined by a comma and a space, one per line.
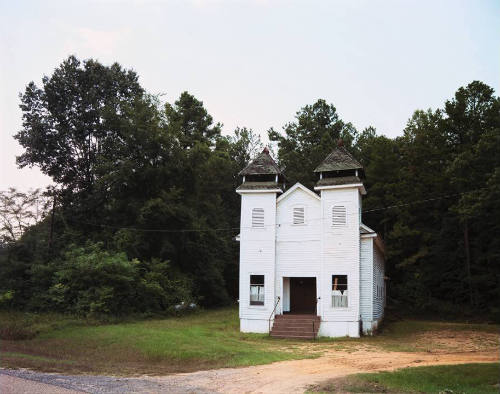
268, 296, 281, 335
313, 297, 321, 340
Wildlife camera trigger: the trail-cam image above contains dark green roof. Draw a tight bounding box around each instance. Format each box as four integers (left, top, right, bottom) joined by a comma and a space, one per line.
314, 147, 363, 172
239, 147, 282, 176
236, 182, 283, 191
315, 176, 362, 187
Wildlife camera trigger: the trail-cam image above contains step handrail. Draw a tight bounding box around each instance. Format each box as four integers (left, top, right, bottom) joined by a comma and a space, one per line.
313, 297, 321, 340
268, 296, 281, 336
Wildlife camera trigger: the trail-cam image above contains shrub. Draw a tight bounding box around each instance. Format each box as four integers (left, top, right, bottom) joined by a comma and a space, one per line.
46, 242, 194, 316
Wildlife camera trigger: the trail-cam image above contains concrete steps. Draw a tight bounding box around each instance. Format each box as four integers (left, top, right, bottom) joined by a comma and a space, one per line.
270, 314, 320, 339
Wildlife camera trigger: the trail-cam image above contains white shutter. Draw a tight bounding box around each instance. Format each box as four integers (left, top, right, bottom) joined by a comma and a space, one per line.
332, 205, 346, 226
252, 208, 264, 228
293, 207, 305, 225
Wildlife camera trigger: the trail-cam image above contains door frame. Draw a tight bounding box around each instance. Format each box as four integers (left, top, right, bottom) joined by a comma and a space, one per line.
280, 275, 320, 315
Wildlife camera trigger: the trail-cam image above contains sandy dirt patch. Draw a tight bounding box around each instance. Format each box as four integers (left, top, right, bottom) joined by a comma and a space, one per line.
146, 348, 498, 393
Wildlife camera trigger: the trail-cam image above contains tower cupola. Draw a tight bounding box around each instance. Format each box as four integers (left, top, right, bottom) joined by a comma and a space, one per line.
313, 142, 365, 194
237, 147, 284, 193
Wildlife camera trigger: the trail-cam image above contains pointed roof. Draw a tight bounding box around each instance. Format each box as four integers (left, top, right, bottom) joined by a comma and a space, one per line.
314, 146, 362, 173
239, 147, 282, 176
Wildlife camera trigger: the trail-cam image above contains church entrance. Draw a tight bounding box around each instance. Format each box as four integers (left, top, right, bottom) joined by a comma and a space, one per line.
283, 277, 317, 314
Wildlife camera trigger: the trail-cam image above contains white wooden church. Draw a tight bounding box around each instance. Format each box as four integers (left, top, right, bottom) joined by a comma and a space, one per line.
236, 146, 386, 338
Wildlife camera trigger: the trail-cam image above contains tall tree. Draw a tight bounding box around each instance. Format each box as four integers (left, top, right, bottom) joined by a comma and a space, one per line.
269, 99, 357, 188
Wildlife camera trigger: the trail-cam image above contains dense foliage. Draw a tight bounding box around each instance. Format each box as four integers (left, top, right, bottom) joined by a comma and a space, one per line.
1, 56, 498, 319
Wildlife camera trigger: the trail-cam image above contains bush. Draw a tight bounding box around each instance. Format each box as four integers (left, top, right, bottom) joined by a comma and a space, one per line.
44, 243, 194, 316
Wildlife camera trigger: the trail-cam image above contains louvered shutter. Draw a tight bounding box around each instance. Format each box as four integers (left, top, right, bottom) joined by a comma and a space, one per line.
252, 208, 264, 228
293, 207, 305, 224
332, 205, 346, 226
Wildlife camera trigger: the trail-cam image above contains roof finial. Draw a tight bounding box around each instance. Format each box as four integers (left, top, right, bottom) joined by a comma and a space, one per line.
337, 138, 344, 147
263, 146, 270, 154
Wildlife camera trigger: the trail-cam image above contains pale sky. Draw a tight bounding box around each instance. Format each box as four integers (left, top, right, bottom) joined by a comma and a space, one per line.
1, 0, 499, 191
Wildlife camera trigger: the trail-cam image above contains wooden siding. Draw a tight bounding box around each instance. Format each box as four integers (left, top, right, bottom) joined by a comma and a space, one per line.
239, 192, 278, 320
373, 242, 385, 320
276, 187, 321, 314
359, 237, 373, 321
320, 188, 360, 323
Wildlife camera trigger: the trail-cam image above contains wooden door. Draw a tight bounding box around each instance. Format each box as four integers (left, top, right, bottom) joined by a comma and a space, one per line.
290, 277, 317, 314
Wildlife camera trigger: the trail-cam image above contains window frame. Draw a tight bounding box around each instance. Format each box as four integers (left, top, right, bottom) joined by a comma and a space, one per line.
249, 274, 265, 306
331, 274, 349, 309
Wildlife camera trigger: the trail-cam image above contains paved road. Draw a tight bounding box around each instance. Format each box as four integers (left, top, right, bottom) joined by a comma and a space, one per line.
0, 369, 213, 394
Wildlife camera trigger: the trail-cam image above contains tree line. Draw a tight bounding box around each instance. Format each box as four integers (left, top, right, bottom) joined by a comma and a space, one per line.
1, 56, 498, 320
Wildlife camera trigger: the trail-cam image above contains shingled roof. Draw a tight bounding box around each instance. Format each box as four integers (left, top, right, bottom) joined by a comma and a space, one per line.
239, 147, 282, 176
314, 146, 363, 173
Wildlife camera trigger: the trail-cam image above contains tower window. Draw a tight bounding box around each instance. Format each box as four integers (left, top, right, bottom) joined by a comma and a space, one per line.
332, 275, 348, 308
332, 205, 347, 227
292, 206, 305, 225
250, 275, 265, 305
252, 208, 264, 228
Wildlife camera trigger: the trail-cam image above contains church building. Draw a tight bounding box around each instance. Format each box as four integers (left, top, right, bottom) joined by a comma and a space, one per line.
236, 145, 386, 338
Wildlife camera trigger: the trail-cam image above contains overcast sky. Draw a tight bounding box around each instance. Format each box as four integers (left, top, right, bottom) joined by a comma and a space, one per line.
1, 0, 499, 191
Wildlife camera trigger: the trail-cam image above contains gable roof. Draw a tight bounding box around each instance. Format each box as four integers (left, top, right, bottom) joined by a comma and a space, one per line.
314, 146, 363, 172
239, 147, 282, 176
277, 182, 320, 203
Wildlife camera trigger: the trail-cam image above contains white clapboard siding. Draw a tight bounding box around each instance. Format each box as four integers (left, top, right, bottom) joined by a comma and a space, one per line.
320, 188, 360, 323
359, 237, 373, 321
373, 243, 385, 320
239, 192, 277, 324
276, 185, 321, 314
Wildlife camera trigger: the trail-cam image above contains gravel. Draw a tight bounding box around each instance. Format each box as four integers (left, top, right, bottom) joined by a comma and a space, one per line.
0, 368, 215, 394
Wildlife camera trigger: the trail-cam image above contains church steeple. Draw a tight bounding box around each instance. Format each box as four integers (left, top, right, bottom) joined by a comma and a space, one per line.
237, 147, 284, 193
314, 143, 365, 192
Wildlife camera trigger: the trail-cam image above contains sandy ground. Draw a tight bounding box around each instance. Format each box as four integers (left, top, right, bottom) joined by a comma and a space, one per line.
148, 348, 499, 393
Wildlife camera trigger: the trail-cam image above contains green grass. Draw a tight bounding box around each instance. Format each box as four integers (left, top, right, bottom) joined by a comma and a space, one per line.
0, 308, 316, 374
356, 363, 500, 393
308, 363, 500, 393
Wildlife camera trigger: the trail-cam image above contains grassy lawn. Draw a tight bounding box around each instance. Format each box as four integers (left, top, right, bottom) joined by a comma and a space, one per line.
0, 308, 498, 375
0, 308, 317, 375
308, 363, 500, 393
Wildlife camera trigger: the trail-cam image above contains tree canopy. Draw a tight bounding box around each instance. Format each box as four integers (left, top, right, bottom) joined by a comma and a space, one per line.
2, 56, 499, 320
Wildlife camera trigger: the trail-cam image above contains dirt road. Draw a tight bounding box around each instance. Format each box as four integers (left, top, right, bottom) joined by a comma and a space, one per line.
2, 348, 497, 393
149, 348, 499, 393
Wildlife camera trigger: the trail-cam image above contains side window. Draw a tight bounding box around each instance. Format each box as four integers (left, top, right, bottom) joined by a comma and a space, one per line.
292, 206, 305, 225
332, 275, 348, 307
332, 205, 347, 227
252, 208, 264, 228
250, 275, 264, 305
